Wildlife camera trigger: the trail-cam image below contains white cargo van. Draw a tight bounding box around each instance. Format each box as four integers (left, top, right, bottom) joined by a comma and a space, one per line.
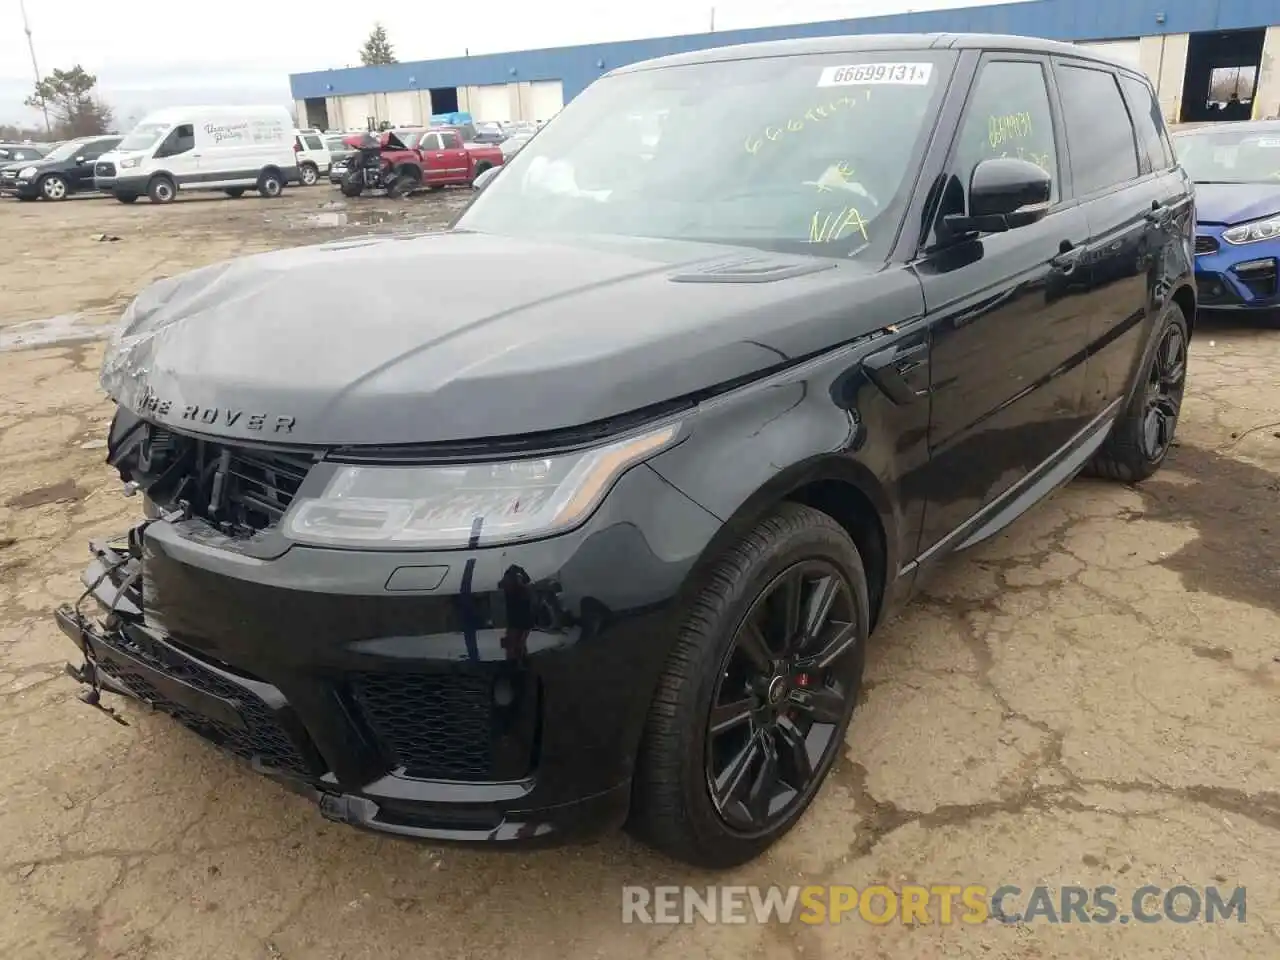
94, 105, 299, 204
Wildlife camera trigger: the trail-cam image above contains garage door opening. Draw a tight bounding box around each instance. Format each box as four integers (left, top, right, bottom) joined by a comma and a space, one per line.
1181, 29, 1266, 123
430, 87, 459, 114
303, 98, 328, 130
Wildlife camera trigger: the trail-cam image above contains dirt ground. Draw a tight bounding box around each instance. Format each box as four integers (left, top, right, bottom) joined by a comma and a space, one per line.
1, 188, 1278, 959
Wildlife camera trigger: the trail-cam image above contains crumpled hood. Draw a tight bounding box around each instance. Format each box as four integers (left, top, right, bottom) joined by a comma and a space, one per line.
1195, 182, 1280, 226
101, 229, 917, 446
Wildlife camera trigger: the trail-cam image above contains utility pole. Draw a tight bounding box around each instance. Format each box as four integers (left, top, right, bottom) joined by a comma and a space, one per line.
18, 0, 51, 135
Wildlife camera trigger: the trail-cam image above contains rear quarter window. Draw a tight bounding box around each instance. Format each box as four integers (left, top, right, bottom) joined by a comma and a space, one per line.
304, 135, 324, 150
1118, 74, 1173, 172
1055, 62, 1140, 195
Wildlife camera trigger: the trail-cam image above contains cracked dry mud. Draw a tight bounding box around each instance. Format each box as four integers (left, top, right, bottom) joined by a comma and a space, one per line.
2, 195, 1279, 960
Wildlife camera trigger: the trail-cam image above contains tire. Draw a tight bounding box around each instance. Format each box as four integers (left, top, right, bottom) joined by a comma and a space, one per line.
147, 176, 176, 204
40, 174, 69, 201
629, 502, 869, 868
16, 195, 36, 202
224, 187, 246, 198
1084, 300, 1189, 483
339, 174, 364, 198
470, 161, 492, 184
258, 170, 284, 198
386, 175, 413, 199
115, 193, 139, 204
299, 163, 319, 186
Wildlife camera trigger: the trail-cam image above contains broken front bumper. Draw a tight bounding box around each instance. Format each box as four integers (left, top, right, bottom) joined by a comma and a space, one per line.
52, 534, 658, 846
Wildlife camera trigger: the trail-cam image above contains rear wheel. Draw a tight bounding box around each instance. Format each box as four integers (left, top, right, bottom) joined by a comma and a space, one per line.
257, 170, 284, 198
1085, 300, 1189, 483
147, 176, 176, 204
299, 163, 319, 186
629, 503, 869, 868
470, 160, 492, 184
115, 193, 139, 204
224, 187, 245, 198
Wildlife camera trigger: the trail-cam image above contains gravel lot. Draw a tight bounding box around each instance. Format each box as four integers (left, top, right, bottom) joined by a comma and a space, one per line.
1, 188, 1278, 959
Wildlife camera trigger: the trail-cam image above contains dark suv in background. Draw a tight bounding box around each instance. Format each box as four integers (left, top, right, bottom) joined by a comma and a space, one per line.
58, 34, 1193, 868
0, 135, 121, 201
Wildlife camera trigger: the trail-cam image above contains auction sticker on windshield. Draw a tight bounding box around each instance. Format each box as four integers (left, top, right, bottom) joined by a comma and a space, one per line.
817, 63, 933, 87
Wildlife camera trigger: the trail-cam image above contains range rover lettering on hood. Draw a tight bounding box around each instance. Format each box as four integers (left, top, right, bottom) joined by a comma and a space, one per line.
137, 387, 297, 434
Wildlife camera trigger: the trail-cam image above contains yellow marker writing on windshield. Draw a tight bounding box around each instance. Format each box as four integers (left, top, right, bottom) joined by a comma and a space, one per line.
809, 206, 869, 243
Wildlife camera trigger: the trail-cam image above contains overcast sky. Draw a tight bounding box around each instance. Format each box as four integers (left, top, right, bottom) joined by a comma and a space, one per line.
1, 0, 1023, 127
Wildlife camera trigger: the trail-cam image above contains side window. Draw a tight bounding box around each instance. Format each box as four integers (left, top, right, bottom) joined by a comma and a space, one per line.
157, 124, 195, 158
304, 135, 324, 151
441, 132, 461, 149
952, 60, 1060, 205
81, 140, 113, 160
421, 133, 441, 150
1117, 74, 1167, 173
1119, 74, 1174, 171
1056, 64, 1140, 195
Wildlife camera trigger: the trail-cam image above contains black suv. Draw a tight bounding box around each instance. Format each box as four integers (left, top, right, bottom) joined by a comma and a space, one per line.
57, 34, 1194, 867
0, 135, 121, 201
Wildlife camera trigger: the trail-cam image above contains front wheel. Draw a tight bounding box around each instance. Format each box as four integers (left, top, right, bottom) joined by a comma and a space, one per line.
1085, 300, 1189, 483
224, 187, 245, 198
147, 176, 176, 203
629, 503, 869, 868
299, 163, 318, 186
40, 175, 69, 201
339, 174, 364, 198
115, 193, 139, 204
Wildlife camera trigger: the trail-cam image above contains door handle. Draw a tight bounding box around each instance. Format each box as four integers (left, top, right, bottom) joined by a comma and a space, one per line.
863, 339, 930, 405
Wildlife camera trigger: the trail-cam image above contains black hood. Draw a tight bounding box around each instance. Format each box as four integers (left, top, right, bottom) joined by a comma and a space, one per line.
100, 230, 921, 446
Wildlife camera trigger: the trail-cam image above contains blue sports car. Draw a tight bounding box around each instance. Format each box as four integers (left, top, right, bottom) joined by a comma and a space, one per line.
1174, 121, 1280, 312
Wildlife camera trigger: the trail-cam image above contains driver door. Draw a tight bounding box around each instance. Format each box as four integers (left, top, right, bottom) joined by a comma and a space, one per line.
418, 132, 448, 185
154, 124, 197, 186
912, 54, 1094, 555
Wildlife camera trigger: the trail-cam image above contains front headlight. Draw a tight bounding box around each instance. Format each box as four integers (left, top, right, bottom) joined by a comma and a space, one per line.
282, 422, 681, 549
17, 166, 37, 179
1222, 215, 1280, 245
119, 157, 140, 169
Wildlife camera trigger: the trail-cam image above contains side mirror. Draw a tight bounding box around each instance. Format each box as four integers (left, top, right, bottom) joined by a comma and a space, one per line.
944, 158, 1051, 235
75, 156, 86, 164
473, 165, 500, 192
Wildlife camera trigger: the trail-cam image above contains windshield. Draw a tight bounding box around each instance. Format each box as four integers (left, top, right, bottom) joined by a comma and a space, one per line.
459, 52, 954, 257
118, 123, 170, 152
43, 139, 93, 162
1174, 128, 1280, 183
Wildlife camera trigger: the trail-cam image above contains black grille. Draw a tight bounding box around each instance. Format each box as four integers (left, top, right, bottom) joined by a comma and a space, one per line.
95, 161, 116, 177
1234, 259, 1278, 299
95, 627, 315, 778
1195, 235, 1219, 255
350, 673, 495, 780
128, 425, 314, 535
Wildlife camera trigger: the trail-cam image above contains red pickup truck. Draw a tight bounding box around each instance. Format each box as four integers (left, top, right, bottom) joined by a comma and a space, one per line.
409, 127, 503, 188
338, 128, 503, 196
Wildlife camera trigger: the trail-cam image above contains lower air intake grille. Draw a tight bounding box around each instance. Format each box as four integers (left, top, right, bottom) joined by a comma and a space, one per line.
96, 628, 315, 778
350, 673, 495, 780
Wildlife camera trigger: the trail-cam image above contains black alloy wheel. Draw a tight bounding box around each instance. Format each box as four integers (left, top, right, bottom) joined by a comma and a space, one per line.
1084, 301, 1189, 483
1140, 321, 1187, 462
706, 560, 860, 834
629, 502, 869, 867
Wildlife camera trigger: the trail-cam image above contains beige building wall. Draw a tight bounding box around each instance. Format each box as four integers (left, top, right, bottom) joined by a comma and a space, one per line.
1254, 26, 1280, 119
1139, 33, 1190, 123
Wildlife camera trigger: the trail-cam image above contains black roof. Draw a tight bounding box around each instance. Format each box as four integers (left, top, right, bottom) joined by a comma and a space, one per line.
613, 32, 1143, 77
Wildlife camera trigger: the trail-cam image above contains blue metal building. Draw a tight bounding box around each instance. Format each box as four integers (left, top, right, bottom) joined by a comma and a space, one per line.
289, 0, 1280, 130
